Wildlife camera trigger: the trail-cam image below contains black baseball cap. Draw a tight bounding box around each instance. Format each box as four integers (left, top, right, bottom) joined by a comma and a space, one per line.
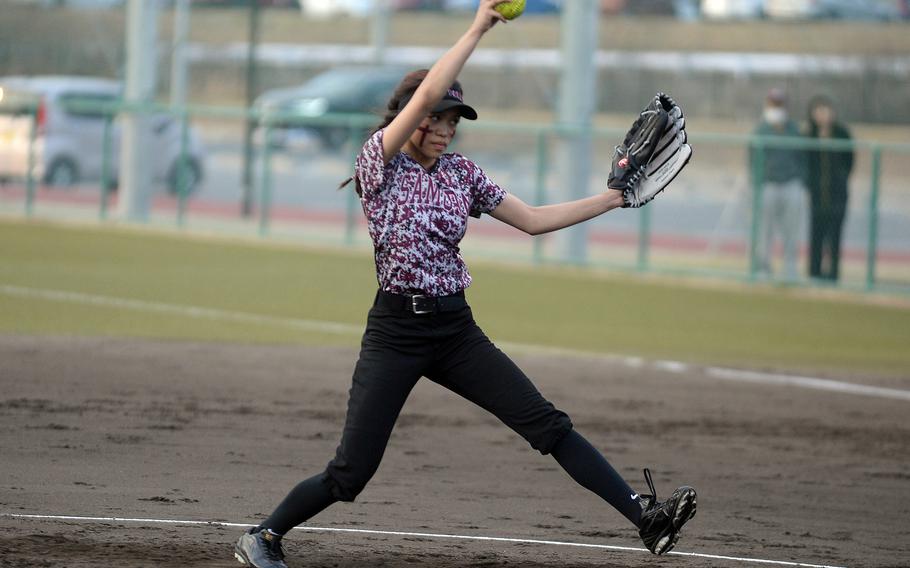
398, 81, 478, 120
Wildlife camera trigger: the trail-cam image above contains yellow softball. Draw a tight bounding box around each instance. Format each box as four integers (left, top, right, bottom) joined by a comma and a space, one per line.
494, 0, 525, 20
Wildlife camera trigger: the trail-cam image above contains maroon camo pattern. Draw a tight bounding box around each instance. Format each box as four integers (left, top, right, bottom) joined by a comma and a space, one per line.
356, 129, 506, 296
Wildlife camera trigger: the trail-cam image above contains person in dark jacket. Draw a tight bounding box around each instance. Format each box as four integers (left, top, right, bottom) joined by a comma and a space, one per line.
806, 95, 854, 282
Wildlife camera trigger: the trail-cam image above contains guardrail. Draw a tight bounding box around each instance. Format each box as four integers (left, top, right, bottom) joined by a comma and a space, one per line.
2, 99, 908, 294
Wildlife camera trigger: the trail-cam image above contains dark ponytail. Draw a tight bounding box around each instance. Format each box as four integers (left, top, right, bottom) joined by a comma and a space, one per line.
339, 69, 430, 196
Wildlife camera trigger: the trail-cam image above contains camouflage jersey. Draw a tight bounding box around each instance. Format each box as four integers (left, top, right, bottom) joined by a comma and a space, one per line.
355, 128, 506, 297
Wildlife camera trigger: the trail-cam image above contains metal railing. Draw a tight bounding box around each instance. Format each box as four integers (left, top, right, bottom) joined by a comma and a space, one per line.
3, 100, 908, 294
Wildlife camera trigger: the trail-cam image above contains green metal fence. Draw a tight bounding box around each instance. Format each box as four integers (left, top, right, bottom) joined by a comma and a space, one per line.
2, 99, 909, 295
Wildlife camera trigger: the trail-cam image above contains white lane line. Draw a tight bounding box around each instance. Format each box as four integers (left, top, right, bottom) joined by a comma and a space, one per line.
704, 367, 910, 402
0, 284, 363, 336
655, 360, 691, 373
3, 283, 908, 403
3, 513, 847, 568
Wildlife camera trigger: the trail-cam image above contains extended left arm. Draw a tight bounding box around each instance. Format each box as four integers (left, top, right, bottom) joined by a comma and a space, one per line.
488, 93, 690, 234
489, 191, 625, 236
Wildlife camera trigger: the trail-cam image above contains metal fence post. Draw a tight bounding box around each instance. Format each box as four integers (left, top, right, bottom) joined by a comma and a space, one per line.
258, 124, 273, 237
99, 113, 114, 220
865, 145, 882, 291
637, 204, 652, 272
533, 128, 548, 264
176, 111, 191, 228
748, 140, 765, 281
344, 123, 362, 246
25, 106, 38, 217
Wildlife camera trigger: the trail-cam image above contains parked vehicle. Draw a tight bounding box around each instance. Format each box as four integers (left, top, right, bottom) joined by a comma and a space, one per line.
0, 75, 205, 194
764, 0, 903, 20
254, 66, 406, 150
443, 0, 560, 13
6, 0, 124, 7
299, 0, 422, 17
700, 0, 764, 18
598, 0, 699, 18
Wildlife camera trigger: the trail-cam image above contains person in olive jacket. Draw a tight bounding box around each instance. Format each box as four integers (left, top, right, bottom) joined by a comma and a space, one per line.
806, 95, 854, 282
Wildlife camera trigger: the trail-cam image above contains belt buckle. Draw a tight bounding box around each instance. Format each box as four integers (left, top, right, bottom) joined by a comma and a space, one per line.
411, 294, 435, 315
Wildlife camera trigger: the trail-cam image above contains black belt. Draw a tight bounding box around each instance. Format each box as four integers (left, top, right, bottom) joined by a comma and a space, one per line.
375, 290, 467, 315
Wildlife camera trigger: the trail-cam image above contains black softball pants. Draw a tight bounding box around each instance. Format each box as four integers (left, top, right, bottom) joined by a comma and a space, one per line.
260, 292, 642, 534
323, 293, 574, 501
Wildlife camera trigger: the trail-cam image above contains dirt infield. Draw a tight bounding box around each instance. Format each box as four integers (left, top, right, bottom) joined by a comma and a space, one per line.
1, 334, 908, 568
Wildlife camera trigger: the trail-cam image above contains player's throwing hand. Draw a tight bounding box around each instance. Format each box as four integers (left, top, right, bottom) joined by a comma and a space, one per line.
472, 0, 511, 33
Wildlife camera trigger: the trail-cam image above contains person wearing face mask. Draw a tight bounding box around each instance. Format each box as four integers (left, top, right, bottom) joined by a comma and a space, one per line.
749, 88, 808, 283
805, 95, 853, 282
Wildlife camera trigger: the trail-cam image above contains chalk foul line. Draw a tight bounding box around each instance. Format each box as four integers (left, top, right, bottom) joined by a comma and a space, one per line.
2, 513, 847, 568
3, 283, 908, 403
0, 284, 363, 336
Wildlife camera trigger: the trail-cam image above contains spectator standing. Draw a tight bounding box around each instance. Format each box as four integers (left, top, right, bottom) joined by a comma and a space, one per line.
750, 88, 807, 282
806, 95, 854, 282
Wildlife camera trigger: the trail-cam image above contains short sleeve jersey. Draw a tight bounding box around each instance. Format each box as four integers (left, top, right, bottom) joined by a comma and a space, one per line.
355, 128, 506, 296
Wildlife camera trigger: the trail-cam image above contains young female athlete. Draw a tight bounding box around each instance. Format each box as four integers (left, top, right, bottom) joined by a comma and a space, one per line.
235, 3, 696, 566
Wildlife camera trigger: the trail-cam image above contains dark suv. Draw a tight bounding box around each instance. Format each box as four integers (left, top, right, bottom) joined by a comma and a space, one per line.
255, 66, 406, 150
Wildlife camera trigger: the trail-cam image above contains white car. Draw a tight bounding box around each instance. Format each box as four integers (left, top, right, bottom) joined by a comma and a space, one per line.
298, 0, 372, 17
701, 0, 764, 18
0, 75, 205, 194
764, 0, 902, 20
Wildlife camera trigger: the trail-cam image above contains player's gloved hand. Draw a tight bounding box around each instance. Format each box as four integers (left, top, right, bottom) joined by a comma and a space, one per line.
608, 93, 692, 208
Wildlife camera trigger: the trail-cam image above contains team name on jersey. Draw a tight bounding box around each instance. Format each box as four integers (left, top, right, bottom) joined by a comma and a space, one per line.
396, 171, 471, 217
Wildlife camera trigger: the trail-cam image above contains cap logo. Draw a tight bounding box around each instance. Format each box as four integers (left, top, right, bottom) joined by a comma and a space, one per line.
447, 88, 463, 102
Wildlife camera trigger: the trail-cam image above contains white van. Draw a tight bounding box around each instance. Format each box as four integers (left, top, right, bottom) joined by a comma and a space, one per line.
0, 75, 205, 194
701, 0, 764, 18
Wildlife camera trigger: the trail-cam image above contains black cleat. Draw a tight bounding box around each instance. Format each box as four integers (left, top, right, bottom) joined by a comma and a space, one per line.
234, 527, 289, 568
637, 468, 697, 555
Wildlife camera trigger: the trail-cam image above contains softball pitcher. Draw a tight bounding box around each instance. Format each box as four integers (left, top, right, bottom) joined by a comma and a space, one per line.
235, 2, 695, 566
